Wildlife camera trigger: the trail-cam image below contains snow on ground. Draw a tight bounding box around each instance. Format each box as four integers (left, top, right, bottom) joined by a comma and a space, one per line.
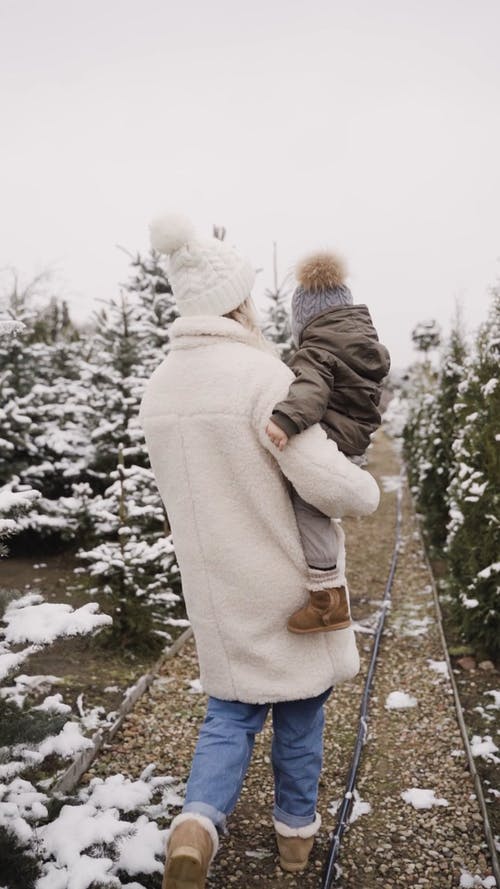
427, 658, 449, 678
401, 788, 449, 809
85, 774, 153, 812
460, 871, 497, 887
485, 690, 500, 709
380, 474, 401, 492
34, 770, 184, 889
328, 789, 371, 823
400, 615, 433, 637
470, 735, 500, 763
114, 815, 165, 875
385, 690, 418, 709
473, 704, 496, 724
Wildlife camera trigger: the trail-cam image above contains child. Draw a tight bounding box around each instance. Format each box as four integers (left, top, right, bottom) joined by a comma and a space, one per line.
266, 251, 390, 634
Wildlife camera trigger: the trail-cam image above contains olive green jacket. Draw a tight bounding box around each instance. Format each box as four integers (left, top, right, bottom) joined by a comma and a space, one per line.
272, 305, 391, 456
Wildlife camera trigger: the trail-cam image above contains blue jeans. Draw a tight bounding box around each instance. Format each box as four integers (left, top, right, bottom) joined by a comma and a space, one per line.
182, 687, 332, 832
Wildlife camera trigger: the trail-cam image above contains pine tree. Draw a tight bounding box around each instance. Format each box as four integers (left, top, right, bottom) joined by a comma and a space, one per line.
402, 358, 439, 500
121, 246, 178, 378
262, 243, 294, 361
413, 314, 468, 548
0, 316, 111, 888
446, 287, 500, 658
0, 278, 95, 547
77, 445, 180, 652
84, 250, 177, 486
411, 318, 441, 356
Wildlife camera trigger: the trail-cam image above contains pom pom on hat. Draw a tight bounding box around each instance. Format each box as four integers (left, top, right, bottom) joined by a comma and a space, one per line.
296, 251, 347, 292
149, 212, 196, 256
147, 210, 256, 317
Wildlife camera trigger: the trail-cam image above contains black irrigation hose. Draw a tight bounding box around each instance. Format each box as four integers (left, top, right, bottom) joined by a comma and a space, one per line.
321, 472, 404, 889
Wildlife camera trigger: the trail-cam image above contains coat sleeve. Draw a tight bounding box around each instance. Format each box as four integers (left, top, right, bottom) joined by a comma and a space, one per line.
252, 362, 380, 519
271, 346, 334, 436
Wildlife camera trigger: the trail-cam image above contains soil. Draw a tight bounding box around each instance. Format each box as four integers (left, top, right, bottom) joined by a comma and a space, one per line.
1, 553, 179, 741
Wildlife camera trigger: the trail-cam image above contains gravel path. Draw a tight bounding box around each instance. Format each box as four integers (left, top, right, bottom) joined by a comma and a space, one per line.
85, 432, 497, 887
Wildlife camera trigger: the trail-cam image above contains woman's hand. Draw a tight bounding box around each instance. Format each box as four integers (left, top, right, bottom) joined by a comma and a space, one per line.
266, 419, 289, 451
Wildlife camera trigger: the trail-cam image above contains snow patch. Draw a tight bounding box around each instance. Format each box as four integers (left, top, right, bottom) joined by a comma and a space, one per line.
427, 658, 449, 678
114, 815, 165, 875
485, 690, 500, 710
477, 562, 500, 580
380, 475, 401, 493
84, 774, 153, 812
37, 722, 94, 759
3, 599, 112, 645
401, 788, 449, 809
328, 789, 371, 823
385, 691, 417, 709
460, 871, 497, 888
470, 735, 500, 763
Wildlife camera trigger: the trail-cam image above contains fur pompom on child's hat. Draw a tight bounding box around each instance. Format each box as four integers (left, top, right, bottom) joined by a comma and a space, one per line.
148, 212, 255, 317
296, 251, 347, 293
291, 249, 353, 347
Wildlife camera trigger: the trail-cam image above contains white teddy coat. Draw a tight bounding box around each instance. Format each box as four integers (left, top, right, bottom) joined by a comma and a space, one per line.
139, 315, 380, 704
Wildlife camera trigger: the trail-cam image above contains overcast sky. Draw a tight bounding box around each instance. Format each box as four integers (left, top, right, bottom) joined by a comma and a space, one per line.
1, 0, 499, 367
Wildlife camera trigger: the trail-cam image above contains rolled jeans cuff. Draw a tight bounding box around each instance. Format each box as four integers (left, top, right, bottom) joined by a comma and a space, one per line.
182, 801, 228, 834
273, 803, 317, 829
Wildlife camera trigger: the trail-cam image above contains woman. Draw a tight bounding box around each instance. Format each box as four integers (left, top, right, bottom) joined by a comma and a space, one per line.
139, 214, 379, 889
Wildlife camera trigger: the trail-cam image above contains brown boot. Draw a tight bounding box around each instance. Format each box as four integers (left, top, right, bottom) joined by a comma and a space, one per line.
276, 834, 315, 872
273, 813, 320, 872
287, 586, 351, 634
163, 814, 218, 889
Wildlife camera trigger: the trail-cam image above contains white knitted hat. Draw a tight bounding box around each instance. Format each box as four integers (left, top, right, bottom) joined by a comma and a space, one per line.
149, 213, 255, 317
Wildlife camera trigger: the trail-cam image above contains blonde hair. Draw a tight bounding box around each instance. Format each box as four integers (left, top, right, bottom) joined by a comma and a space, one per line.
224, 296, 278, 355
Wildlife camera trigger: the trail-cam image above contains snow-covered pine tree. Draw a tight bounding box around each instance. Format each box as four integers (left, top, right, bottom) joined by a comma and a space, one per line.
73, 251, 183, 648
0, 317, 112, 888
403, 356, 438, 504
120, 246, 179, 379
445, 287, 500, 659
84, 247, 176, 484
0, 280, 95, 548
76, 444, 180, 653
411, 318, 441, 357
83, 292, 146, 484
410, 314, 468, 548
262, 242, 294, 361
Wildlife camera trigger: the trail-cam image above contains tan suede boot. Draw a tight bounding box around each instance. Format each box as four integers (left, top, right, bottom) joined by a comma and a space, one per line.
163, 814, 218, 889
276, 833, 315, 872
287, 586, 351, 634
273, 813, 321, 872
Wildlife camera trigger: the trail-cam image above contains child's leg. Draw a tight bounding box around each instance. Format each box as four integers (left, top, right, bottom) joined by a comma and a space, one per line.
289, 487, 351, 634
291, 488, 338, 572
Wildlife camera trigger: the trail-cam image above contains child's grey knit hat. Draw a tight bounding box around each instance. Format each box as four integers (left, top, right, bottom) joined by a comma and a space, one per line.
291, 251, 353, 346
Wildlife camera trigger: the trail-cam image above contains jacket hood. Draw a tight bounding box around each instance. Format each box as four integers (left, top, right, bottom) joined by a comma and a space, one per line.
302, 305, 391, 382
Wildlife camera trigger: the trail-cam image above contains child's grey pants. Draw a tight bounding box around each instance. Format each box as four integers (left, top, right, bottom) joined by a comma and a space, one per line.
291, 488, 338, 570
291, 455, 366, 570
